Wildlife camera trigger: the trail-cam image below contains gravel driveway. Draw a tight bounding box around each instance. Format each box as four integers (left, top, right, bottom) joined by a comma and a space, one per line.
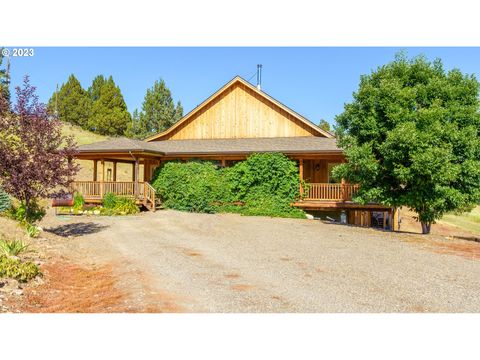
41, 210, 480, 312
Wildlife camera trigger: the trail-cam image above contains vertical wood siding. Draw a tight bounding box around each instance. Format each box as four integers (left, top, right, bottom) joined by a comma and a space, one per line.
158, 83, 318, 140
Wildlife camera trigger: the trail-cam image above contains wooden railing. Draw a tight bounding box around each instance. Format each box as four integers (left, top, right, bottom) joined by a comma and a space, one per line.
70, 181, 157, 211
144, 182, 157, 212
304, 183, 359, 201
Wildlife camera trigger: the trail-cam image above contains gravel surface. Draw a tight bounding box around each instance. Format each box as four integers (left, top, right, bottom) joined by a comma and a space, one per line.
40, 210, 480, 312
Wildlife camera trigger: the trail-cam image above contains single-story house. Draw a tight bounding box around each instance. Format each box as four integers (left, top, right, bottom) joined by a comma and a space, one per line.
73, 76, 398, 229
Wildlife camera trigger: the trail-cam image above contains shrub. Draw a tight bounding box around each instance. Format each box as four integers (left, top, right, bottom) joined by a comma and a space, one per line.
0, 238, 31, 257
101, 193, 139, 215
25, 223, 40, 238
152, 161, 228, 213
222, 153, 304, 218
225, 153, 301, 202
110, 196, 140, 215
8, 201, 46, 224
0, 187, 11, 213
0, 255, 40, 282
151, 153, 305, 218
102, 192, 117, 209
73, 192, 85, 211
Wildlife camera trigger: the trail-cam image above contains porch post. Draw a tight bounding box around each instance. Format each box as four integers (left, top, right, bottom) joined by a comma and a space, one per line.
93, 160, 97, 181
299, 158, 304, 197
113, 161, 117, 182
143, 159, 149, 182
100, 159, 105, 198
134, 157, 140, 197
131, 163, 135, 181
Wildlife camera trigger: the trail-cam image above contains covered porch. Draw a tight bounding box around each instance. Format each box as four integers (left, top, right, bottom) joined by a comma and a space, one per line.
72, 152, 160, 211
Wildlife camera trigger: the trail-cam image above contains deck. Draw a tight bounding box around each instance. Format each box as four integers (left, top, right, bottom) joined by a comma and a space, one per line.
70, 181, 157, 211
294, 182, 391, 211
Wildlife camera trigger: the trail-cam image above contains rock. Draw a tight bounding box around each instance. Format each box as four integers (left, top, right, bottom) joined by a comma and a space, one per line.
93, 210, 100, 215
0, 279, 20, 293
305, 214, 314, 220
11, 289, 23, 296
36, 226, 43, 232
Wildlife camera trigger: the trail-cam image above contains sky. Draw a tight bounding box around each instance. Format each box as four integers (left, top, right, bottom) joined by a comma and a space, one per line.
6, 47, 480, 126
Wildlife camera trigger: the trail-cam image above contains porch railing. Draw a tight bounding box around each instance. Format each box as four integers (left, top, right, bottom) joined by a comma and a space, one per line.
303, 183, 359, 201
70, 181, 157, 211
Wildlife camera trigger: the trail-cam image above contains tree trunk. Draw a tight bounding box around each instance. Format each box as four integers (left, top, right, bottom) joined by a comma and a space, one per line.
421, 222, 431, 234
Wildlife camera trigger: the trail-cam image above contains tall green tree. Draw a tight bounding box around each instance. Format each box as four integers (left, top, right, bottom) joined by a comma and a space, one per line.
127, 79, 183, 139
0, 50, 11, 110
88, 75, 107, 102
318, 119, 331, 132
47, 74, 91, 127
88, 76, 131, 136
333, 54, 480, 234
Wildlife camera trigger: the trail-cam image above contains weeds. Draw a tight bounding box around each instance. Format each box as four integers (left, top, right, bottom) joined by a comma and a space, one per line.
0, 238, 31, 257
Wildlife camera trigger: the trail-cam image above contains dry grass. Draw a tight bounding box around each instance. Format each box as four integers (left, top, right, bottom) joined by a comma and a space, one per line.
439, 206, 480, 235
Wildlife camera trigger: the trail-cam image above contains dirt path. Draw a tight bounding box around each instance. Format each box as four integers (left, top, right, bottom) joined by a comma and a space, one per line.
15, 208, 480, 313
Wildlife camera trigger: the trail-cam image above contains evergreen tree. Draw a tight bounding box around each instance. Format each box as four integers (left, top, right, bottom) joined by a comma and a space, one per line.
125, 109, 142, 139
127, 79, 183, 139
0, 50, 11, 109
174, 100, 184, 123
47, 74, 91, 127
318, 119, 331, 133
88, 76, 131, 136
88, 75, 107, 102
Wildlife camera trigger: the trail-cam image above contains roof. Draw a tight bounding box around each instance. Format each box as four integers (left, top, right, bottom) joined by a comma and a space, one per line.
77, 136, 342, 156
76, 138, 164, 154
145, 76, 334, 142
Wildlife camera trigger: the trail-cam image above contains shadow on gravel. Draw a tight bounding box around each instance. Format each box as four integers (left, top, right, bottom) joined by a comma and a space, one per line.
46, 222, 109, 237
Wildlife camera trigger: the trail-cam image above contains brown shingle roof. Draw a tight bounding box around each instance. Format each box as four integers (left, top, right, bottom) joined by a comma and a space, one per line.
77, 137, 341, 156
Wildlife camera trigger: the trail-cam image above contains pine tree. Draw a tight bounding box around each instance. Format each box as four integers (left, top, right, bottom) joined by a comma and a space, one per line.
127, 79, 183, 139
125, 109, 143, 139
47, 74, 91, 127
0, 50, 11, 110
88, 75, 107, 102
174, 100, 184, 123
89, 76, 131, 136
318, 119, 331, 133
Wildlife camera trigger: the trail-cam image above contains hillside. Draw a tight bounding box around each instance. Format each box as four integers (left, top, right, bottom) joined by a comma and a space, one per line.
61, 123, 107, 146
439, 206, 480, 236
63, 123, 139, 181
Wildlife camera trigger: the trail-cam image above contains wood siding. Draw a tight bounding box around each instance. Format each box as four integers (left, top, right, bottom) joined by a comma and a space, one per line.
154, 83, 319, 141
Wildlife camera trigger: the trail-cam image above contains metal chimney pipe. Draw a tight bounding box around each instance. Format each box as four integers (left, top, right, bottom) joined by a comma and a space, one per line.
257, 64, 262, 90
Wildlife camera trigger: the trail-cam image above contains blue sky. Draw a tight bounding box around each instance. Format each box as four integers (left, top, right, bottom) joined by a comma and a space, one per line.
6, 47, 480, 126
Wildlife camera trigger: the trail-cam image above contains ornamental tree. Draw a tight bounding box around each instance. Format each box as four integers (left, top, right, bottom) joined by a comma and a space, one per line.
333, 54, 480, 234
0, 76, 79, 220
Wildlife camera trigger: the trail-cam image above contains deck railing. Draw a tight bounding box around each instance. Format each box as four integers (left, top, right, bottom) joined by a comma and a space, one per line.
144, 182, 157, 212
303, 183, 359, 201
70, 181, 156, 210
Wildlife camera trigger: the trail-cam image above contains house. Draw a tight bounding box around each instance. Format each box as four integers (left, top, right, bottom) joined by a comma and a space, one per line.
74, 76, 398, 230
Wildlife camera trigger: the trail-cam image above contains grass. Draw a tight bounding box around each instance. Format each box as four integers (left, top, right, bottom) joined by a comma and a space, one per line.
61, 122, 107, 146
439, 206, 480, 235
